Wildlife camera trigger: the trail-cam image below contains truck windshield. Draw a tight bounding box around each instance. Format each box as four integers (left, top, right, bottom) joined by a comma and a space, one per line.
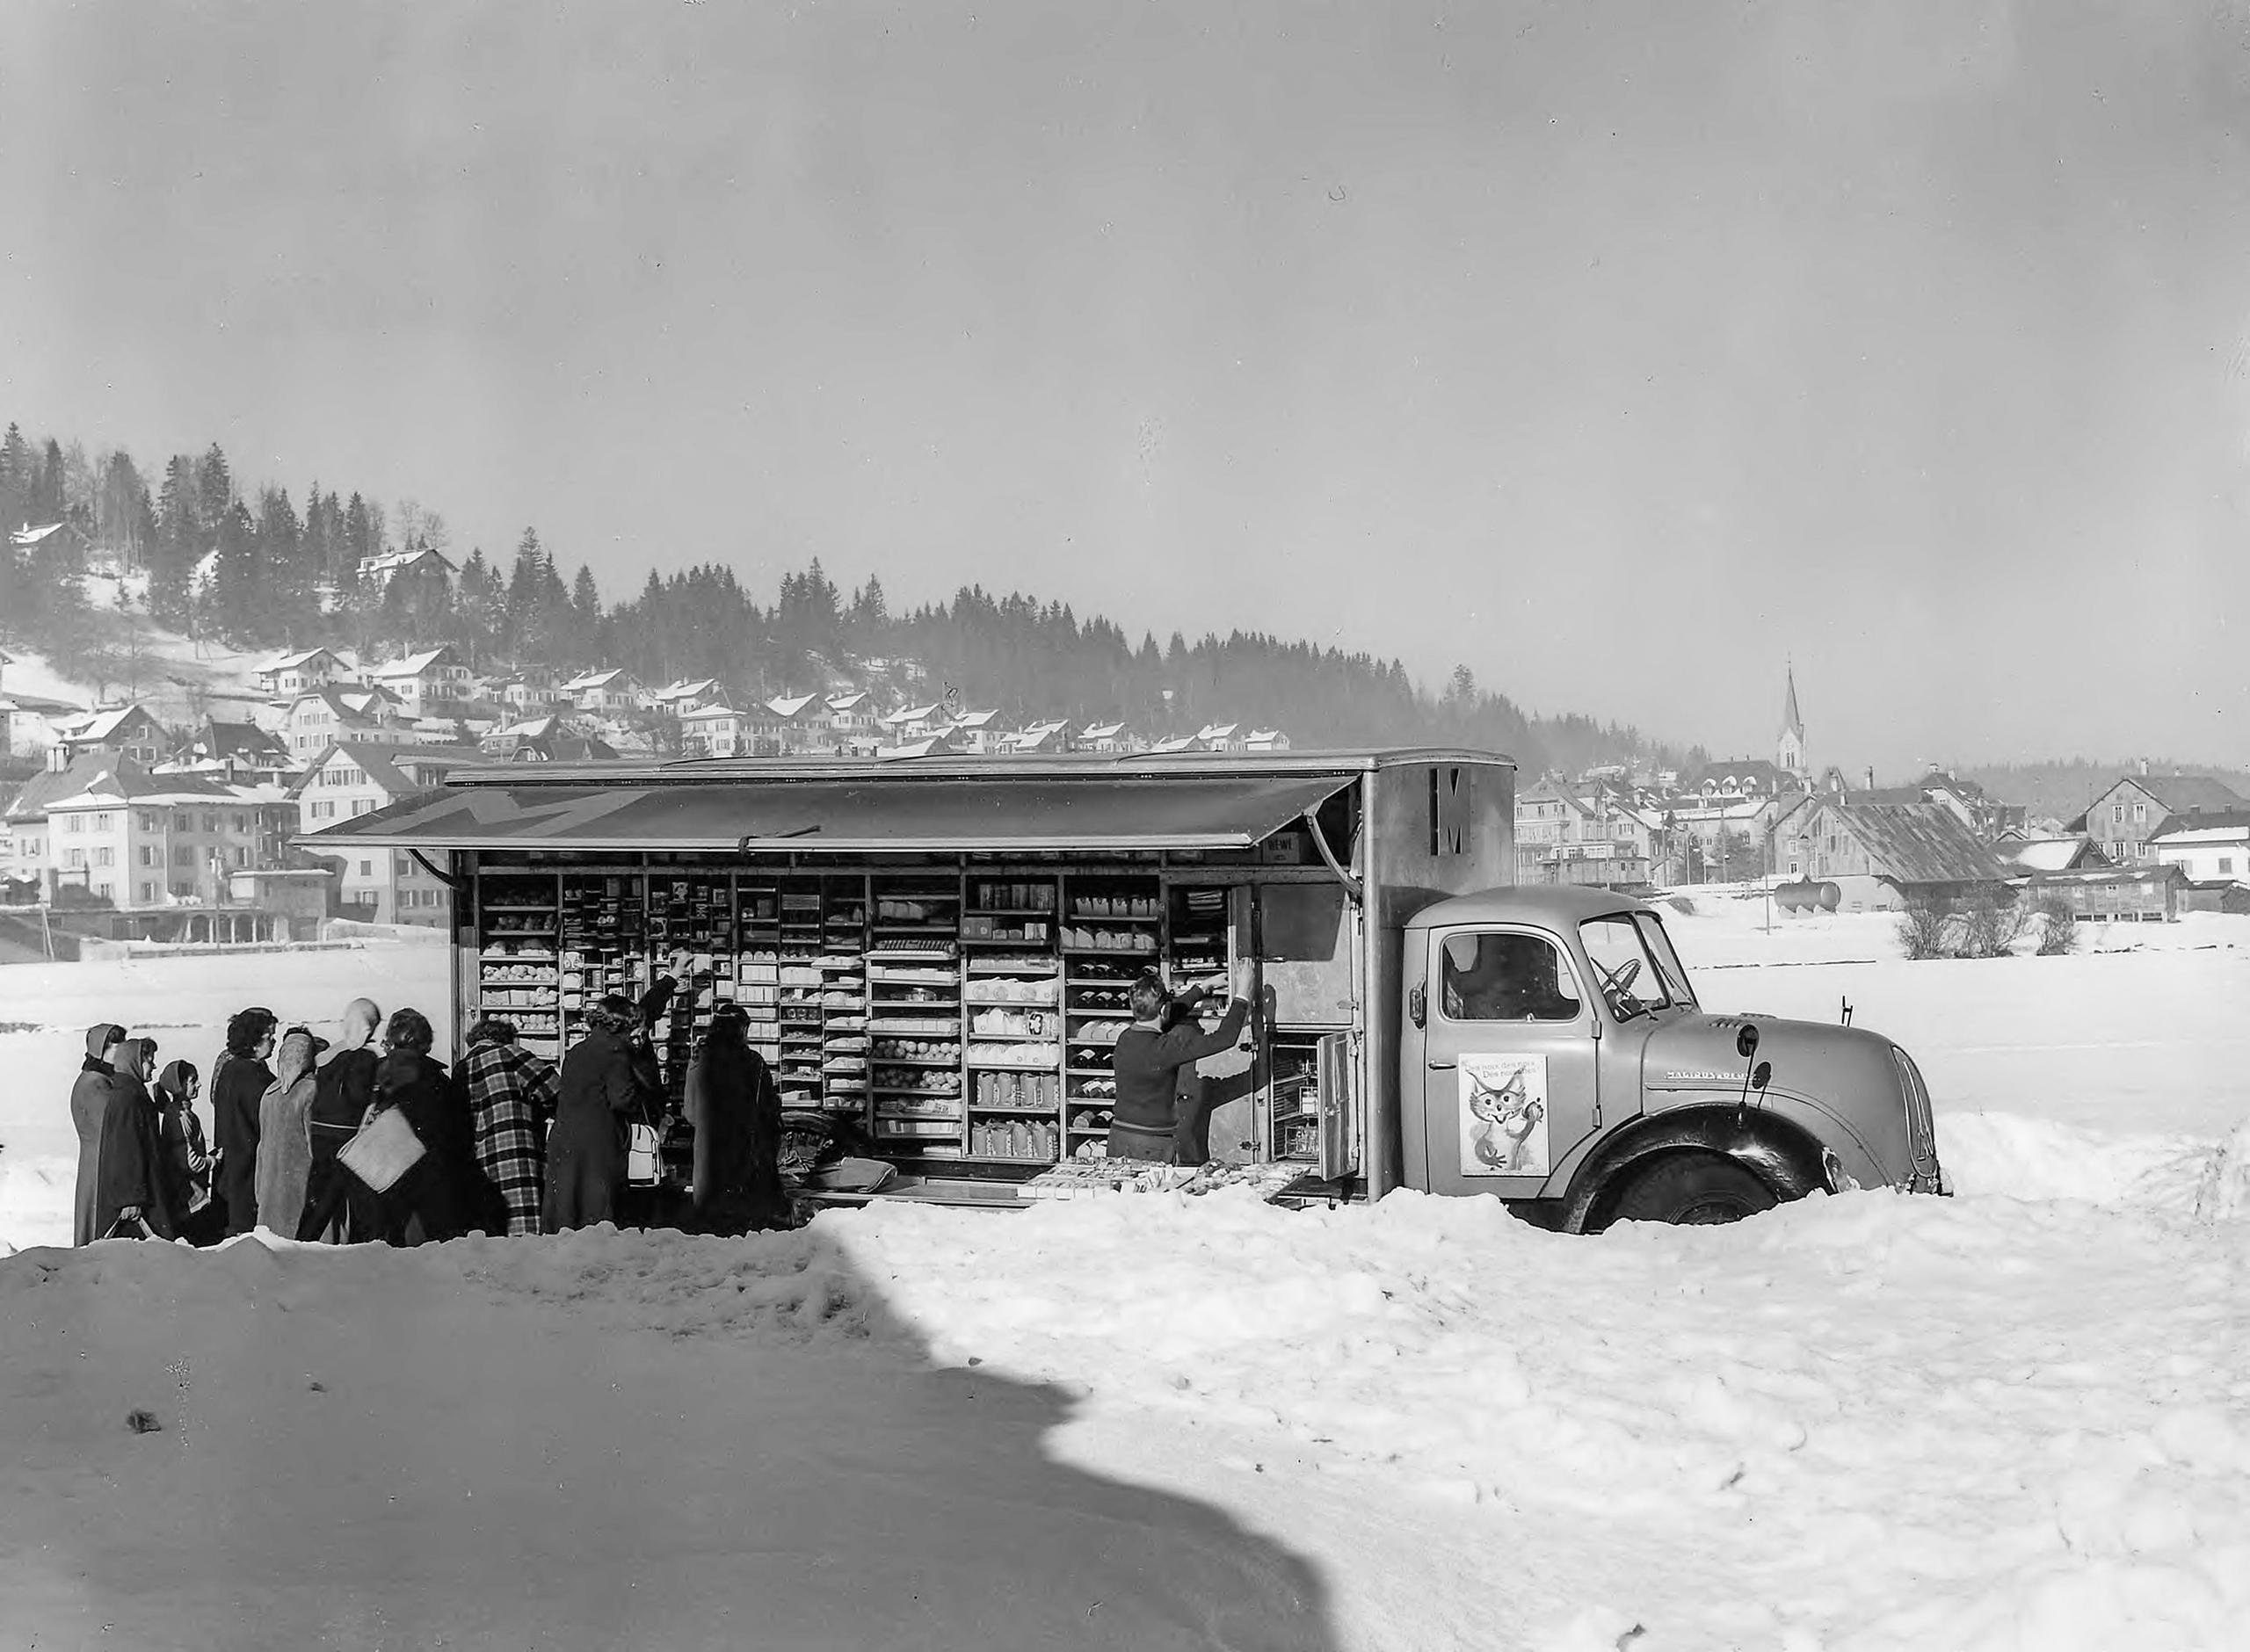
1579, 912, 1691, 1019
1633, 912, 1697, 1011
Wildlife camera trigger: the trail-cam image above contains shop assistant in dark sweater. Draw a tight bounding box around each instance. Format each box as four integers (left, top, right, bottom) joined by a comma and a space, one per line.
1106, 978, 1249, 1164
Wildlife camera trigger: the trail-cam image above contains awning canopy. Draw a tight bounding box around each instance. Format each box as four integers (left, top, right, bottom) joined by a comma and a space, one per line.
296, 772, 1357, 856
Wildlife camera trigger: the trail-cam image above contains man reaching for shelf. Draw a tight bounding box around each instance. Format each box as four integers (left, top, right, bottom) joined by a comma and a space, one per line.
1106, 973, 1249, 1165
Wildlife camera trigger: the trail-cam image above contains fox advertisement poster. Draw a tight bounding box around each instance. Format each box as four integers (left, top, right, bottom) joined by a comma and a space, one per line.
1458, 1053, 1550, 1177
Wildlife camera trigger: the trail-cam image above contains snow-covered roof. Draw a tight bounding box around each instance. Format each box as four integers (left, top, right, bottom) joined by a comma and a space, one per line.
653, 677, 720, 703
766, 693, 822, 720
884, 704, 939, 726
949, 709, 998, 730
1081, 721, 1126, 741
562, 668, 633, 692
1196, 722, 1239, 741
827, 691, 870, 713
9, 522, 67, 547
367, 647, 454, 679
57, 703, 155, 743
1146, 735, 1197, 754
361, 547, 457, 578
1998, 837, 2104, 873
259, 647, 341, 674
679, 699, 742, 723
2149, 811, 2250, 844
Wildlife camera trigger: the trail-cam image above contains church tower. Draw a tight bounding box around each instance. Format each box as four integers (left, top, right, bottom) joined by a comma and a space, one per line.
1776, 665, 1806, 780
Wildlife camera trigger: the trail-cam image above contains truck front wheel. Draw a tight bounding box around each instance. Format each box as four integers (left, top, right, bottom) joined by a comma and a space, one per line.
1600, 1151, 1778, 1229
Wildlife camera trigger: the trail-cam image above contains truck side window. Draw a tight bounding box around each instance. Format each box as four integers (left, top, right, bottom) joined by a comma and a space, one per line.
1439, 932, 1581, 1022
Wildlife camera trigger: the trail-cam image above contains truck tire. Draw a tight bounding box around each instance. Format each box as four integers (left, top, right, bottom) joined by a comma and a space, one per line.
1601, 1151, 1778, 1228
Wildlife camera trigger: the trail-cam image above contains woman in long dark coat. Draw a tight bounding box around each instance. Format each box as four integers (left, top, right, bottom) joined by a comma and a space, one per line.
544, 995, 664, 1234
95, 1038, 178, 1242
211, 1008, 278, 1236
685, 1004, 788, 1234
71, 1023, 126, 1247
365, 1008, 472, 1245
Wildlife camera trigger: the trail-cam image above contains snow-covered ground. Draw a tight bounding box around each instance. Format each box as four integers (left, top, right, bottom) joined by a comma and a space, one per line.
3, 906, 2246, 1649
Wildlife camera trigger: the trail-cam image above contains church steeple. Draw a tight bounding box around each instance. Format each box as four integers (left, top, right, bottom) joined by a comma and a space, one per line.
1777, 664, 1806, 779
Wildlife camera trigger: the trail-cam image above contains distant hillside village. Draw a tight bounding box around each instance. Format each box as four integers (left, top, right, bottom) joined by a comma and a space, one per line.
0, 632, 1296, 948
1516, 670, 2250, 926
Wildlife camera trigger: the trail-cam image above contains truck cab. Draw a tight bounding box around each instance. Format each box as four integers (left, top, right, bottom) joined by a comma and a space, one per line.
1397, 886, 1945, 1230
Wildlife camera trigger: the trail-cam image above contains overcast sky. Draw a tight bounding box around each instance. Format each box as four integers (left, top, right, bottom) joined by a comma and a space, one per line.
7, 1, 2248, 775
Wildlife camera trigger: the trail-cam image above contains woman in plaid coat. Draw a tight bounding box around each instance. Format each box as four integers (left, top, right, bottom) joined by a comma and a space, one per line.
460, 1018, 560, 1236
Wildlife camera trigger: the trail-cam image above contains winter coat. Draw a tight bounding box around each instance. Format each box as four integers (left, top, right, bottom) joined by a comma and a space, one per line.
254, 1032, 320, 1239
544, 1027, 663, 1233
94, 1040, 178, 1242
212, 1050, 274, 1236
70, 1024, 125, 1247
155, 1061, 214, 1219
1108, 997, 1249, 1150
461, 1039, 561, 1237
686, 1033, 787, 1234
369, 1049, 469, 1243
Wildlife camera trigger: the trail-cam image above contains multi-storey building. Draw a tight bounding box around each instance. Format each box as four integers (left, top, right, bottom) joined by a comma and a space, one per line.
298, 742, 483, 924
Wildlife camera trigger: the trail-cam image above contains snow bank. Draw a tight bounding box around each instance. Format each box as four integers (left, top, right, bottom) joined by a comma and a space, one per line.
4, 1190, 2245, 1649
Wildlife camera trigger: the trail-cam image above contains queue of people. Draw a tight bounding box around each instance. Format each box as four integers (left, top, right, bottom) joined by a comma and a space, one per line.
67, 986, 789, 1249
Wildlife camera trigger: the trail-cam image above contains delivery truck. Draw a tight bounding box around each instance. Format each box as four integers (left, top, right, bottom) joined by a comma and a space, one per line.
305, 747, 1944, 1228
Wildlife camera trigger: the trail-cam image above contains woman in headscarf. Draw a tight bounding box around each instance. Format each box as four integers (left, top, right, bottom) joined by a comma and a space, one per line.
94, 1037, 178, 1242
71, 1022, 126, 1246
685, 1002, 788, 1235
154, 1060, 221, 1246
254, 1028, 323, 1240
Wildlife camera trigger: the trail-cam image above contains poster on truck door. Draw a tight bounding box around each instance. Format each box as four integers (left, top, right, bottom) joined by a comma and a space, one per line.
1458, 1053, 1550, 1177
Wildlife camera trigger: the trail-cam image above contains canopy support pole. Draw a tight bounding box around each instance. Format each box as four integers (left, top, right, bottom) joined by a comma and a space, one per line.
1300, 807, 1363, 903
408, 849, 462, 891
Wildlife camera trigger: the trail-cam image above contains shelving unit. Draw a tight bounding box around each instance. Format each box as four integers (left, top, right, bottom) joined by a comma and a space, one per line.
476, 871, 562, 1054
861, 874, 962, 1155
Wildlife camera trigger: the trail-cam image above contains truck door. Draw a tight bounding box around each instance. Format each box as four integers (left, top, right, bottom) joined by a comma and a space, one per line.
1419, 925, 1601, 1199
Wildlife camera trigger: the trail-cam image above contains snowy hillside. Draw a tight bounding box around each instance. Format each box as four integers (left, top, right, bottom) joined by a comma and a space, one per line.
2, 909, 2246, 1648
4, 569, 276, 725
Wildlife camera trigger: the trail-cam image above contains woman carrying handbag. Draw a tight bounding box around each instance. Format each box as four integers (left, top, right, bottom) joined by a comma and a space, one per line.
95, 1038, 178, 1243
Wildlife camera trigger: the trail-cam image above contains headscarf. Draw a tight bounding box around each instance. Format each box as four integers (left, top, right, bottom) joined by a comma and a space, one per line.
114, 1038, 157, 1087
83, 1023, 125, 1073
156, 1061, 198, 1105
270, 1029, 319, 1092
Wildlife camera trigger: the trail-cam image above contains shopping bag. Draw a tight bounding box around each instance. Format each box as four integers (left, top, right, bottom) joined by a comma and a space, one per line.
626, 1120, 662, 1187
338, 1106, 426, 1195
101, 1213, 157, 1240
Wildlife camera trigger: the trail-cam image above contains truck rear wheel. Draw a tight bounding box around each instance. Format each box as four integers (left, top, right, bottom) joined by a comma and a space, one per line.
1601, 1151, 1778, 1229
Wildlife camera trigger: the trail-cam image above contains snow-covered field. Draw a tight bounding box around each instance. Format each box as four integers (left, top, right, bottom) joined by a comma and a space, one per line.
2, 904, 2246, 1649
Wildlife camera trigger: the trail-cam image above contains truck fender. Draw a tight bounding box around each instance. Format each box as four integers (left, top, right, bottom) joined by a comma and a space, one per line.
1557, 1105, 1833, 1235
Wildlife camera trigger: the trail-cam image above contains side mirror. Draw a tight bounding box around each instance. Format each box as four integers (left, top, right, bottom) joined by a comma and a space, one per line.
1751, 1060, 1771, 1092
1408, 982, 1426, 1029
1734, 1024, 1760, 1060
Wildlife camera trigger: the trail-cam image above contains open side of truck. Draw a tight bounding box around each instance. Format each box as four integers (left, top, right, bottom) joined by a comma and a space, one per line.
300, 748, 1942, 1225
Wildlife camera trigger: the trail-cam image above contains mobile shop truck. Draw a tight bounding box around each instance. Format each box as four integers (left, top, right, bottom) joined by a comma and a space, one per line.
308, 749, 1945, 1228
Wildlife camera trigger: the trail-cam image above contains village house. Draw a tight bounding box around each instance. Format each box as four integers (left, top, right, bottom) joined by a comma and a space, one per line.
1195, 722, 1248, 754
53, 703, 171, 768
2149, 810, 2250, 888
1079, 721, 1135, 754
944, 708, 1008, 756
281, 686, 417, 759
253, 647, 354, 701
766, 693, 836, 752
1996, 836, 2109, 876
562, 668, 650, 716
358, 546, 457, 590
0, 690, 88, 759
651, 677, 723, 714
21, 757, 295, 909
678, 697, 757, 758
1003, 720, 1076, 756
2069, 772, 2247, 866
1245, 728, 1291, 753
297, 742, 483, 924
157, 717, 298, 786
476, 715, 624, 764
2024, 863, 2190, 925
1776, 798, 2007, 912
824, 691, 883, 753
878, 730, 963, 761
495, 667, 568, 715
882, 704, 946, 743
364, 646, 473, 721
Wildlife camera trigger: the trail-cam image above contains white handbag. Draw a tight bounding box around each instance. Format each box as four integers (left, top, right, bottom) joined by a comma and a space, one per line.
338, 1106, 426, 1194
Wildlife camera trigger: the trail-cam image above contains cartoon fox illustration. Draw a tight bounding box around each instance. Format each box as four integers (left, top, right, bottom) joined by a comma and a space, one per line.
1467, 1065, 1545, 1174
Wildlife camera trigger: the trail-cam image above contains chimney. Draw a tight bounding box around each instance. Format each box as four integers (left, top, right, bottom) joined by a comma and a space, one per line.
2138, 757, 2150, 777
1864, 765, 1875, 792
